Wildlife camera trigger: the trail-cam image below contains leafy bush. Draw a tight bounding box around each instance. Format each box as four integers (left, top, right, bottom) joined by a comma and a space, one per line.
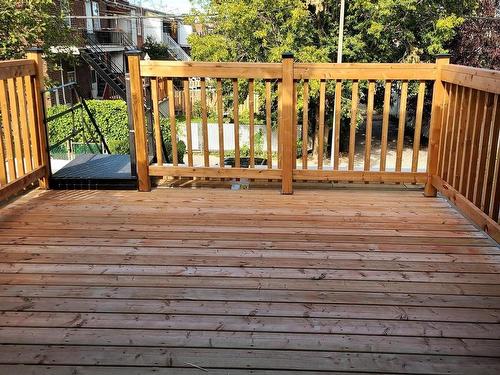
47, 100, 129, 154
143, 36, 173, 60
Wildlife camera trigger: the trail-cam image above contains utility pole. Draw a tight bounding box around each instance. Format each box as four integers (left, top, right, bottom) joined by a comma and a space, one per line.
337, 0, 345, 64
331, 0, 345, 165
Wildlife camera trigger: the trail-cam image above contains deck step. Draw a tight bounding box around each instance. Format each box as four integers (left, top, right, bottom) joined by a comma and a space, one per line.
50, 154, 136, 190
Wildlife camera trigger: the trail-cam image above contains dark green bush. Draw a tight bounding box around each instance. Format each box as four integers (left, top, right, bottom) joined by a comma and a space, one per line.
47, 100, 129, 154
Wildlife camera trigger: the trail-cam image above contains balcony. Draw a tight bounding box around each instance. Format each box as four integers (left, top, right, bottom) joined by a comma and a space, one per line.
0, 51, 499, 374
77, 29, 136, 52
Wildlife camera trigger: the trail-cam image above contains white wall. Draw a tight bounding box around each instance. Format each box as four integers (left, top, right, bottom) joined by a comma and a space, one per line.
179, 123, 280, 152
143, 16, 163, 43
177, 22, 193, 47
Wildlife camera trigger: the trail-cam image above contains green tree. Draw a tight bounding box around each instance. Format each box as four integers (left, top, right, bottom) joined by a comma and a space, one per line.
189, 0, 477, 64
0, 0, 77, 60
188, 0, 477, 156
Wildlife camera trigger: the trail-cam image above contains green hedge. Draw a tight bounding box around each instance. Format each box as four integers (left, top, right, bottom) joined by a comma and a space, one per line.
47, 99, 185, 163
47, 100, 130, 154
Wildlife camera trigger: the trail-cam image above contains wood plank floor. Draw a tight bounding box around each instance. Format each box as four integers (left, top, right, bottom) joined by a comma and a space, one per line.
0, 186, 499, 374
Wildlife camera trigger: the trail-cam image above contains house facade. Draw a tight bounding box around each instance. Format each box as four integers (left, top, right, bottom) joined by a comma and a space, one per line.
50, 0, 191, 102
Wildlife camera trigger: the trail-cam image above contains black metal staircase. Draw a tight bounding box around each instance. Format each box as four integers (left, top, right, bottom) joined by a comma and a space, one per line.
80, 31, 136, 101
81, 50, 127, 99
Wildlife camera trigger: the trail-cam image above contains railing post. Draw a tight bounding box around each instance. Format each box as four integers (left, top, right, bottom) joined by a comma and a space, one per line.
126, 50, 151, 192
124, 73, 137, 177
424, 54, 450, 197
26, 47, 50, 189
281, 52, 294, 195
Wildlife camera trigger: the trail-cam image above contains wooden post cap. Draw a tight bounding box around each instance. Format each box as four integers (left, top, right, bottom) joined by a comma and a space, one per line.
282, 52, 294, 59
125, 50, 142, 56
26, 47, 44, 53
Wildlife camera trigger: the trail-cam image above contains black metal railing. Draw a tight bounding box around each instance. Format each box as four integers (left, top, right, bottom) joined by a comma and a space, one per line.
86, 29, 135, 49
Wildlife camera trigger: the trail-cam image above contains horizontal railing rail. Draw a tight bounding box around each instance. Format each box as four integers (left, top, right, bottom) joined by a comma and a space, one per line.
293, 63, 437, 80
0, 49, 49, 201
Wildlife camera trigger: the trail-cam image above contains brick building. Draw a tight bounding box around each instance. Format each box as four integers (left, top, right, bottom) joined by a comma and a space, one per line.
50, 0, 191, 102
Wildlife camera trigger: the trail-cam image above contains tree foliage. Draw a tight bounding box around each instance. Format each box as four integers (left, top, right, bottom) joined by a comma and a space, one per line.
451, 0, 500, 69
187, 0, 478, 156
188, 0, 478, 63
0, 0, 77, 60
143, 37, 175, 60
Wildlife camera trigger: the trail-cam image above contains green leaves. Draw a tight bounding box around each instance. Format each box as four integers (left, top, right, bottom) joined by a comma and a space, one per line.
188, 0, 476, 64
189, 34, 232, 62
47, 99, 186, 162
0, 0, 77, 61
425, 15, 465, 55
47, 100, 130, 155
189, 0, 317, 62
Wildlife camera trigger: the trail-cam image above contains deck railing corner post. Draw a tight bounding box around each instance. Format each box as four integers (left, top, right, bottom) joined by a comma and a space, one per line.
26, 47, 50, 189
281, 52, 294, 195
126, 50, 151, 192
424, 54, 450, 197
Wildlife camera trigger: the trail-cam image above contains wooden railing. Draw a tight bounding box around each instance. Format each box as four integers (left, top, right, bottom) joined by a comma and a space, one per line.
0, 49, 49, 201
127, 51, 499, 239
426, 61, 500, 241
128, 52, 438, 193
291, 61, 435, 185
0, 52, 497, 240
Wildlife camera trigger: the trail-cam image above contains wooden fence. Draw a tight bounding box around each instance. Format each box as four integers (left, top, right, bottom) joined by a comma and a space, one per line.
0, 49, 49, 201
0, 53, 497, 240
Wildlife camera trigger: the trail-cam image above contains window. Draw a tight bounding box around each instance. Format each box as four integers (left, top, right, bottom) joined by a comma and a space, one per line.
92, 1, 101, 30
61, 0, 71, 27
67, 71, 76, 84
163, 22, 170, 34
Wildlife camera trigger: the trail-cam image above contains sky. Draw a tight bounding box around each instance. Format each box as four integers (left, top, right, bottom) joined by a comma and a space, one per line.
131, 0, 193, 14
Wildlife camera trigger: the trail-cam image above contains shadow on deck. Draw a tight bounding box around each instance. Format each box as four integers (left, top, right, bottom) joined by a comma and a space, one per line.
0, 186, 498, 374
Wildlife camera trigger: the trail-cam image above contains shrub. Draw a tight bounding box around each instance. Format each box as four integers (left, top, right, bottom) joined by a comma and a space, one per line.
47, 100, 129, 154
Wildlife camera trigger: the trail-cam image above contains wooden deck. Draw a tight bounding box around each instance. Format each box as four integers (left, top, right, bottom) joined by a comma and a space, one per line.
0, 186, 499, 374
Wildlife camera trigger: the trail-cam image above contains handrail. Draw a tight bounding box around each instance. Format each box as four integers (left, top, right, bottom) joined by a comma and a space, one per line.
0, 60, 36, 80
1, 54, 497, 242
440, 64, 500, 94
84, 32, 126, 78
162, 33, 191, 61
294, 63, 437, 80
141, 61, 282, 78
131, 55, 440, 194
119, 30, 136, 50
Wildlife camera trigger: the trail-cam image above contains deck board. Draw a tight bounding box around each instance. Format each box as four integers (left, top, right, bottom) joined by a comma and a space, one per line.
0, 187, 499, 374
